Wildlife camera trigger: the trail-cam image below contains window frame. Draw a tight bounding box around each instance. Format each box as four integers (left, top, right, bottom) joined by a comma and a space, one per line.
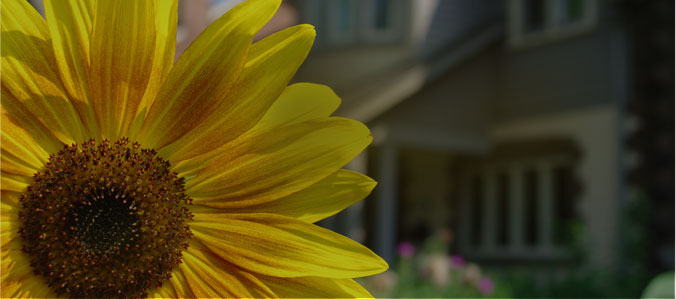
359, 0, 405, 44
455, 152, 579, 261
326, 0, 359, 45
507, 0, 598, 49
312, 0, 406, 47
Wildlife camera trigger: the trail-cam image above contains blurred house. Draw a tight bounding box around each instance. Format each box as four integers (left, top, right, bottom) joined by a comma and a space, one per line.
290, 0, 631, 273
173, 0, 639, 274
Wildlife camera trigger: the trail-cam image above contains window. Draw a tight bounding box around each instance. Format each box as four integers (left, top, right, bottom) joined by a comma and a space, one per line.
326, 0, 359, 44
496, 173, 510, 246
359, 0, 405, 43
523, 169, 539, 246
300, 0, 405, 46
523, 0, 545, 33
508, 0, 597, 48
372, 0, 390, 30
469, 176, 484, 247
553, 165, 577, 245
455, 140, 580, 260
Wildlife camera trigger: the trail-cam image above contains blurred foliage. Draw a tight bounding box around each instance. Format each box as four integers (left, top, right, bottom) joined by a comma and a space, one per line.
361, 189, 665, 297
495, 268, 644, 298
363, 258, 511, 298
361, 232, 508, 298
365, 263, 652, 298
641, 271, 674, 299
495, 190, 659, 298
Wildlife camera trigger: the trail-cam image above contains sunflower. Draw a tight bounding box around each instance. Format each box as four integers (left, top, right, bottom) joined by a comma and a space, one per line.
0, 0, 388, 297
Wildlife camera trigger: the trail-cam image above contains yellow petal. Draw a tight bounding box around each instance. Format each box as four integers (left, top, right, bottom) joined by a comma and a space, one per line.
181, 242, 276, 298
260, 276, 373, 298
1, 275, 54, 299
129, 0, 179, 140
0, 151, 38, 178
1, 0, 88, 144
178, 259, 222, 298
257, 82, 342, 129
0, 90, 72, 152
1, 196, 20, 218
0, 198, 43, 298
1, 112, 46, 198
0, 0, 48, 37
191, 213, 388, 278
238, 170, 376, 223
137, 0, 281, 149
43, 0, 100, 138
2, 238, 54, 299
168, 267, 193, 299
186, 117, 371, 208
0, 102, 63, 156
1, 110, 50, 176
147, 282, 177, 299
0, 199, 20, 244
158, 24, 316, 163
171, 82, 341, 177
0, 229, 15, 248
0, 176, 46, 299
89, 0, 156, 140
1, 174, 31, 196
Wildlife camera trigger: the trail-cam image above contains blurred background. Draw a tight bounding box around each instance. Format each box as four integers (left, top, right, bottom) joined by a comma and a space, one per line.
28, 0, 675, 297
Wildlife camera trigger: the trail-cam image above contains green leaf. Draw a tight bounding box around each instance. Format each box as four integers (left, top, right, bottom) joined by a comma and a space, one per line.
641, 271, 674, 299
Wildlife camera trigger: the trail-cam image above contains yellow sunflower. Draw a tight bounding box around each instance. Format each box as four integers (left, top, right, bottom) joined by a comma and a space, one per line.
0, 0, 388, 298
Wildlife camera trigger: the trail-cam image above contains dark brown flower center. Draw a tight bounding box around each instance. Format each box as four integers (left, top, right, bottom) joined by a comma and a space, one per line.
18, 139, 193, 298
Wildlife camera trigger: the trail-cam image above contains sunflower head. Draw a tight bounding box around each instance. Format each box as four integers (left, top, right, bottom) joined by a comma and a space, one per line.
1, 0, 388, 298
18, 139, 192, 298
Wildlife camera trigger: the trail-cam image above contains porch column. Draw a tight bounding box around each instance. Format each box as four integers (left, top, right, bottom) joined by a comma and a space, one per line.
342, 152, 368, 243
375, 141, 398, 264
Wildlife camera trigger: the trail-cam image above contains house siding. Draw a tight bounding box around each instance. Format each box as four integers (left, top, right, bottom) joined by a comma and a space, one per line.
497, 28, 625, 122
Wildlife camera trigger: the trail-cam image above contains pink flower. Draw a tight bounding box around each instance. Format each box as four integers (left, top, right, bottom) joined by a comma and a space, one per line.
477, 276, 495, 295
449, 255, 466, 268
397, 242, 416, 258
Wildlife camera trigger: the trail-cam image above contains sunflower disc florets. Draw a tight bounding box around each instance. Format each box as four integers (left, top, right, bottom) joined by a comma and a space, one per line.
18, 138, 193, 298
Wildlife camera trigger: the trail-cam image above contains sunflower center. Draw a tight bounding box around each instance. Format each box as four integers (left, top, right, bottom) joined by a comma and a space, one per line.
18, 139, 193, 298
71, 190, 138, 254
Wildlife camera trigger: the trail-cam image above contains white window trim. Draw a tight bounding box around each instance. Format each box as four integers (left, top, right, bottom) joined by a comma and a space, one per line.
508, 0, 598, 49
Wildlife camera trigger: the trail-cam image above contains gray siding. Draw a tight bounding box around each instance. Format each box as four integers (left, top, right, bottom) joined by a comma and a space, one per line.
375, 47, 499, 146
496, 30, 625, 121
374, 24, 626, 143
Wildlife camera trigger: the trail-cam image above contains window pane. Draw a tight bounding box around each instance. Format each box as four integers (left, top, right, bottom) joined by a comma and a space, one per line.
553, 166, 576, 245
338, 0, 354, 33
470, 176, 483, 247
567, 0, 585, 22
524, 169, 538, 246
553, 0, 586, 25
497, 172, 510, 246
523, 0, 545, 33
327, 0, 357, 44
373, 0, 390, 29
